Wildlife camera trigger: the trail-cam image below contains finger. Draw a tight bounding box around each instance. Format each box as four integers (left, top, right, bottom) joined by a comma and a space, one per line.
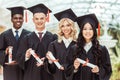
91, 68, 98, 73
5, 62, 9, 65
60, 67, 64, 70
36, 62, 41, 67
41, 57, 45, 60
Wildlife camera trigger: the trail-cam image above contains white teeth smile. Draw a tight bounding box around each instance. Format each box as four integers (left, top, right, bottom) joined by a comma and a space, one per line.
17, 23, 20, 25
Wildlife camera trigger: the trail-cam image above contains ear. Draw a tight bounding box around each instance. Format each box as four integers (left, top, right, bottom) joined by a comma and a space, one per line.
25, 10, 28, 23
23, 18, 24, 22
11, 18, 13, 22
46, 10, 50, 22
32, 17, 34, 23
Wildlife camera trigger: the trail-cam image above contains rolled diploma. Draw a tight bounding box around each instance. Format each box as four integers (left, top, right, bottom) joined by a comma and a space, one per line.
76, 58, 96, 68
48, 52, 62, 69
30, 50, 43, 64
8, 47, 13, 63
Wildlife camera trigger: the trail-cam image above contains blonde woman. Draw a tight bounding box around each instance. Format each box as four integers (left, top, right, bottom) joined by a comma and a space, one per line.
46, 9, 77, 80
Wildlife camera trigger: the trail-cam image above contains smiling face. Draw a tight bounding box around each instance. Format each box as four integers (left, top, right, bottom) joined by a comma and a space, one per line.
60, 19, 73, 38
82, 22, 94, 42
11, 14, 24, 29
33, 13, 47, 31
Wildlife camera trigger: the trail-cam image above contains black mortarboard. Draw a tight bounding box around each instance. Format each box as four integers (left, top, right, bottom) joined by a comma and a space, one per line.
76, 13, 101, 36
7, 6, 25, 16
54, 8, 77, 21
27, 3, 51, 15
76, 13, 99, 29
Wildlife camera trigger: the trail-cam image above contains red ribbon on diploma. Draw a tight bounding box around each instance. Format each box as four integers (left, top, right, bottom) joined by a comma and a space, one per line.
82, 58, 89, 67
33, 53, 39, 58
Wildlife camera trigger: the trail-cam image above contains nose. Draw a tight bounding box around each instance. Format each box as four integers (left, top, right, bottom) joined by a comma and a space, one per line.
15, 18, 20, 22
64, 26, 67, 29
86, 29, 90, 32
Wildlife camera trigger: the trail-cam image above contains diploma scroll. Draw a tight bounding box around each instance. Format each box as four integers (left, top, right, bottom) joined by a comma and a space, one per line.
47, 51, 62, 69
8, 46, 13, 63
76, 58, 96, 68
30, 50, 43, 64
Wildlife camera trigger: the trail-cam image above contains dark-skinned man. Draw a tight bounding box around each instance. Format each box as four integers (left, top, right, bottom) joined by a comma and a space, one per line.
0, 6, 31, 80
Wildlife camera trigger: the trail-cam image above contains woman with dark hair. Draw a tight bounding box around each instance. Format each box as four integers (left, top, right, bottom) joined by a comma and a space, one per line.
65, 14, 112, 80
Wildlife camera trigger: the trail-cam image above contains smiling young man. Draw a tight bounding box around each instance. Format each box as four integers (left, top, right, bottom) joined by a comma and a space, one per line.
17, 4, 57, 80
0, 6, 31, 80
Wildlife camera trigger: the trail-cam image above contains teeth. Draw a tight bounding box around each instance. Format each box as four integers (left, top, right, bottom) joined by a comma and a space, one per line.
38, 23, 42, 25
17, 23, 20, 25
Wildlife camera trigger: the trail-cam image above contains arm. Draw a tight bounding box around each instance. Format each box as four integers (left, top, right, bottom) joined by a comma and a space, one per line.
0, 33, 7, 65
45, 42, 56, 74
99, 46, 112, 80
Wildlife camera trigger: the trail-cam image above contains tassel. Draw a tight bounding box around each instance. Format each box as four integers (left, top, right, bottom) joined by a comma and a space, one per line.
25, 10, 28, 23
98, 23, 100, 36
46, 10, 50, 22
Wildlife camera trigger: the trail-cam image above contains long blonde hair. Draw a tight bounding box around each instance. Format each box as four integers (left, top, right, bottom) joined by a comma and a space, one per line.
57, 18, 77, 43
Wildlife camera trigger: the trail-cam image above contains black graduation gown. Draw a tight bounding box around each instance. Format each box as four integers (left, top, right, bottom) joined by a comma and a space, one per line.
17, 31, 57, 80
65, 45, 112, 80
47, 40, 76, 80
0, 29, 30, 80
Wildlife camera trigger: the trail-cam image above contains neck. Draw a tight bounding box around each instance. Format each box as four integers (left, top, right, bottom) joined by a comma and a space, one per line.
13, 26, 21, 30
64, 35, 70, 39
36, 27, 45, 32
86, 39, 91, 43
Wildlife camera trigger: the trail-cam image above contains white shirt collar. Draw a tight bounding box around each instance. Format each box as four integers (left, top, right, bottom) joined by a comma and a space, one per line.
12, 27, 23, 36
84, 41, 92, 53
34, 28, 47, 37
62, 36, 72, 48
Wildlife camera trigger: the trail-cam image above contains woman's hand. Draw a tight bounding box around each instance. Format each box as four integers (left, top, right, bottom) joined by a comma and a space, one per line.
74, 58, 80, 69
60, 66, 64, 70
91, 66, 99, 73
36, 62, 43, 67
46, 51, 53, 64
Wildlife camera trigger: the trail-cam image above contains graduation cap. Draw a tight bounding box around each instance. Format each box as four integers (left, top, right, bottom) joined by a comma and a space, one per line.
76, 13, 100, 36
7, 6, 26, 17
54, 8, 77, 21
27, 3, 51, 15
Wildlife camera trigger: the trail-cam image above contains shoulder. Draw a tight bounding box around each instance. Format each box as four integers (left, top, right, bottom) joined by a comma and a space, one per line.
22, 29, 31, 34
71, 44, 77, 48
46, 31, 56, 36
99, 45, 110, 57
46, 31, 58, 39
99, 45, 108, 51
50, 39, 58, 45
46, 31, 52, 35
72, 41, 77, 45
0, 29, 11, 35
68, 44, 77, 54
0, 29, 12, 37
22, 31, 33, 40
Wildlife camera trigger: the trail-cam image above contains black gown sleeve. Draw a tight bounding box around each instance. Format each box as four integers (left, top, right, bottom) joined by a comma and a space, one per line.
65, 45, 77, 80
45, 41, 56, 74
99, 46, 112, 80
0, 33, 7, 65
